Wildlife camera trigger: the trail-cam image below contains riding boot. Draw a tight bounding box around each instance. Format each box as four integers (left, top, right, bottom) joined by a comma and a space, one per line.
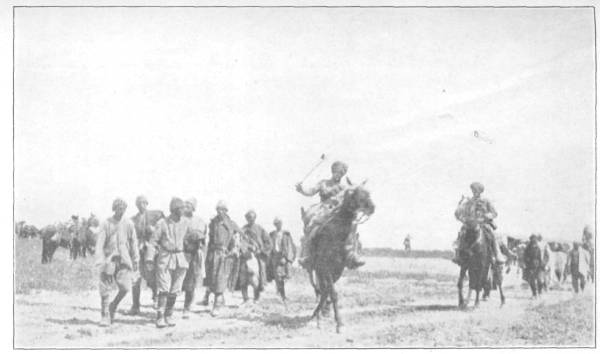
109, 290, 127, 323
100, 295, 111, 327
183, 291, 193, 319
211, 293, 223, 317
155, 293, 168, 328
253, 287, 261, 302
200, 290, 211, 306
241, 286, 250, 303
165, 294, 177, 327
128, 280, 141, 315
151, 287, 158, 309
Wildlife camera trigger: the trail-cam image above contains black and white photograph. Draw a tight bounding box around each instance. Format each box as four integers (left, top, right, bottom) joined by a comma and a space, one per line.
11, 3, 596, 348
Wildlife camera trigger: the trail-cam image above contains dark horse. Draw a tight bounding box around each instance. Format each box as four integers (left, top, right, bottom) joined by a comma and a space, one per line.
310, 185, 375, 333
457, 220, 495, 309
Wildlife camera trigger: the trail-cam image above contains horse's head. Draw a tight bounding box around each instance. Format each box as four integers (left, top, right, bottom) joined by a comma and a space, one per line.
340, 185, 375, 220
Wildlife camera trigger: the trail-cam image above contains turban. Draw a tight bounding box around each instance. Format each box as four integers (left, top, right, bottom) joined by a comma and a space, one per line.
185, 197, 197, 211
331, 161, 348, 176
529, 234, 537, 241
135, 195, 148, 207
170, 197, 184, 213
71, 215, 79, 220
470, 182, 484, 194
216, 200, 228, 211
112, 198, 128, 211
245, 209, 256, 218
273, 217, 282, 224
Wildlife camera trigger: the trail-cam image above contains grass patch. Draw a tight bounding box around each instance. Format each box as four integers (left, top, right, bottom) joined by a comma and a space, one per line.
15, 238, 97, 294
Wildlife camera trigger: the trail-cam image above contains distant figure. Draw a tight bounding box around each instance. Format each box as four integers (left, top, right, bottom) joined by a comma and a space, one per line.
524, 234, 544, 299
566, 242, 591, 294
404, 234, 411, 252
581, 225, 594, 283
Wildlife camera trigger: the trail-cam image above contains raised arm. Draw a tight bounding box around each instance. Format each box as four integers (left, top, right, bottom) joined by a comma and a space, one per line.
296, 180, 322, 197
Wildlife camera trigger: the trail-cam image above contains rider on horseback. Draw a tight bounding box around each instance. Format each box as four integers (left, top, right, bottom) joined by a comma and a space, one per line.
295, 161, 365, 270
453, 182, 504, 266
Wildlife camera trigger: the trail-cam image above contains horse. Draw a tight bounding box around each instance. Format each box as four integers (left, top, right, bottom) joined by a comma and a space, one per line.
457, 220, 493, 309
309, 185, 375, 333
41, 223, 71, 263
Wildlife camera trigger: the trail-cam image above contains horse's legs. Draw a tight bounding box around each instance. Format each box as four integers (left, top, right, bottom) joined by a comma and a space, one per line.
330, 278, 343, 333
458, 266, 466, 308
308, 270, 320, 301
498, 282, 505, 307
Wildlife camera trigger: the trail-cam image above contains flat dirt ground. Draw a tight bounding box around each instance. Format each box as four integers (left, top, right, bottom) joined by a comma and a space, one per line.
14, 238, 595, 348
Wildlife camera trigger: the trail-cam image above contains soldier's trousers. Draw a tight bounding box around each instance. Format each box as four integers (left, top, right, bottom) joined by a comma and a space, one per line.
571, 271, 586, 293
157, 267, 187, 295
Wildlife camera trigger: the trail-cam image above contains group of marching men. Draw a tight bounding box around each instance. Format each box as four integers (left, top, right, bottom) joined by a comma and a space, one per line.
96, 196, 297, 328
452, 182, 594, 298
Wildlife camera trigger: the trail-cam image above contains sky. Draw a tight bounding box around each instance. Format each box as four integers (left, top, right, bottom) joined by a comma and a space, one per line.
14, 7, 595, 250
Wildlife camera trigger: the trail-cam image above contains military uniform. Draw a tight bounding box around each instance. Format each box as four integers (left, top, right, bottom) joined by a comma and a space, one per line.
154, 213, 192, 327
95, 214, 139, 326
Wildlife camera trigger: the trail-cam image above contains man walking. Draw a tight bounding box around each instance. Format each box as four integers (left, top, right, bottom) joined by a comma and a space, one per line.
524, 234, 544, 298
566, 242, 591, 294
268, 218, 296, 304
204, 201, 242, 317
95, 198, 139, 327
181, 197, 207, 318
129, 196, 165, 315
154, 197, 192, 328
239, 210, 271, 303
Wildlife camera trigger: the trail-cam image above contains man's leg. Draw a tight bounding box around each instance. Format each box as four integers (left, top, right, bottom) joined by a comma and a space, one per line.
253, 286, 261, 302
241, 285, 249, 302
276, 280, 286, 301
98, 278, 112, 327
452, 230, 465, 265
165, 267, 187, 326
572, 272, 579, 293
200, 289, 211, 306
580, 274, 586, 291
155, 266, 170, 328
344, 231, 365, 269
109, 268, 132, 323
128, 277, 141, 315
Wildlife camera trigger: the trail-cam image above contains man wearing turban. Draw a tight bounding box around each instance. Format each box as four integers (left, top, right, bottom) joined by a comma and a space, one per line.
153, 197, 193, 328
268, 218, 297, 304
95, 198, 139, 327
181, 197, 207, 318
238, 209, 272, 303
454, 182, 502, 266
203, 200, 243, 317
128, 196, 166, 315
295, 161, 364, 269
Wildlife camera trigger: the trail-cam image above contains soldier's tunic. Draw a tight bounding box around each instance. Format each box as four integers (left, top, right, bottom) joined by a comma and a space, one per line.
204, 215, 241, 294
95, 216, 139, 297
238, 223, 271, 291
268, 230, 296, 282
155, 215, 191, 294
182, 215, 207, 292
131, 210, 165, 286
567, 247, 591, 293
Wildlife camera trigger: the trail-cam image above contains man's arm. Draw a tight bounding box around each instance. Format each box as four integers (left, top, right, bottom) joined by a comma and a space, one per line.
296, 180, 322, 197
94, 224, 107, 269
484, 200, 498, 220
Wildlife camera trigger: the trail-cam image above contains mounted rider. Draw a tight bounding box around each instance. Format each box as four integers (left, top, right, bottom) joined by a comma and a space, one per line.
295, 160, 364, 269
453, 182, 503, 266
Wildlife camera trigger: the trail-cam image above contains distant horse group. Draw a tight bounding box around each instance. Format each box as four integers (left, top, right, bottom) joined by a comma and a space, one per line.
40, 215, 99, 264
